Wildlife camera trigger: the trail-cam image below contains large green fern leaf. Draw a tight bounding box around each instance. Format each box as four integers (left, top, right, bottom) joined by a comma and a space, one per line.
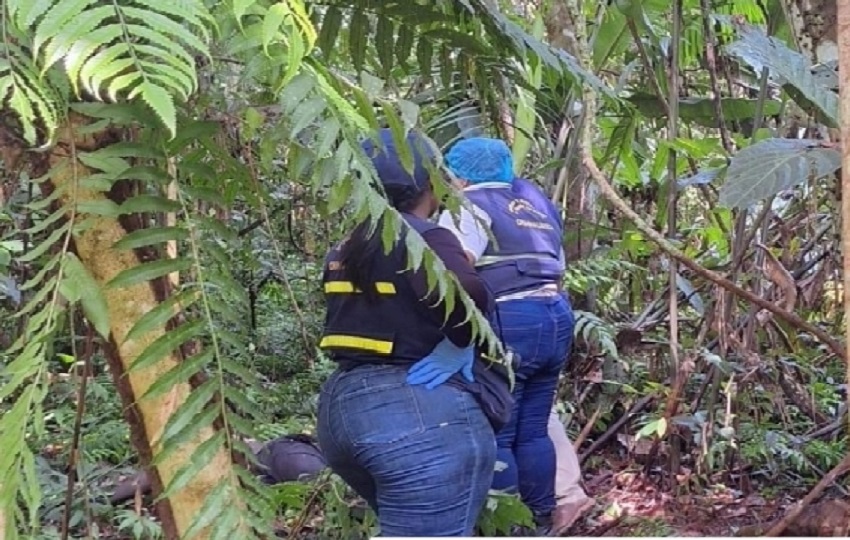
14, 0, 214, 138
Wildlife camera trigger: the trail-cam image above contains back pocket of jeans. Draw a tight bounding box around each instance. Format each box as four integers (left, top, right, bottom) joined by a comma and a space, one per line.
339, 382, 426, 446
498, 320, 543, 367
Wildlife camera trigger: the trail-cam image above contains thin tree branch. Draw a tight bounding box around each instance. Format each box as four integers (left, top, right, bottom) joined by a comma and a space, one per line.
237, 204, 288, 237
580, 150, 845, 360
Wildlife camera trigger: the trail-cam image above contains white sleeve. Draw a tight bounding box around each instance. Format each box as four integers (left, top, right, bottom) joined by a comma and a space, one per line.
437, 203, 491, 262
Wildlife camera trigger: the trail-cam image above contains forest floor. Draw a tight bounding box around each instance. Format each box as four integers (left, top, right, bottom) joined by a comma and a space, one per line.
569, 455, 801, 537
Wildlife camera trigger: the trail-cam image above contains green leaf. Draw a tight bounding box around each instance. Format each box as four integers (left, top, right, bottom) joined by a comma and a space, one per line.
637, 418, 663, 439
718, 138, 841, 209
58, 271, 81, 303
352, 88, 379, 129
118, 194, 182, 214
315, 117, 341, 157
423, 28, 489, 55
183, 481, 231, 540
124, 290, 199, 344
141, 350, 212, 400
416, 37, 433, 81
360, 71, 384, 100
113, 166, 170, 187
468, 0, 611, 96
327, 174, 353, 214
592, 8, 629, 68
279, 71, 315, 114
129, 319, 205, 373
183, 185, 227, 208
243, 107, 264, 140
439, 43, 452, 88
40, 5, 114, 72
106, 257, 194, 290
76, 199, 121, 217
85, 141, 167, 160
349, 10, 368, 74
31, 0, 99, 57
164, 430, 227, 499
113, 226, 189, 252
376, 16, 395, 77
262, 2, 288, 55
317, 6, 342, 61
395, 23, 415, 66
628, 94, 783, 127
380, 210, 399, 254
232, 0, 257, 23
382, 103, 413, 174
62, 253, 111, 338
156, 378, 218, 448
17, 223, 70, 263
289, 95, 326, 137
656, 417, 667, 437
168, 120, 220, 152
725, 21, 839, 127
134, 82, 178, 138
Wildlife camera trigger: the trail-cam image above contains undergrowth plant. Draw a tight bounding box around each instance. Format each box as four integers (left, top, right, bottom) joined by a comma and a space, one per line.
0, 0, 602, 537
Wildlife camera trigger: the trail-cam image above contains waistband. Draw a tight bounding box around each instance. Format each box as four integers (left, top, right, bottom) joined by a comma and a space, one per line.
335, 358, 411, 372
496, 282, 560, 302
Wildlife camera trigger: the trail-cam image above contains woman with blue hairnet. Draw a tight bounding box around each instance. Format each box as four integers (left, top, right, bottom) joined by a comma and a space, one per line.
438, 137, 575, 534
316, 128, 513, 537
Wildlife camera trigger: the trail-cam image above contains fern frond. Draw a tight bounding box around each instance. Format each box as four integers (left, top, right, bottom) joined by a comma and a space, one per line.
565, 255, 644, 297
306, 0, 610, 95
0, 39, 60, 146
573, 310, 619, 359
287, 61, 508, 364
17, 0, 214, 138
58, 130, 275, 538
0, 169, 82, 538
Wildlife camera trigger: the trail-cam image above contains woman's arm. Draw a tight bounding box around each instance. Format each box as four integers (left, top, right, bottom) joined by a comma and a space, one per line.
407, 227, 493, 347
436, 204, 491, 264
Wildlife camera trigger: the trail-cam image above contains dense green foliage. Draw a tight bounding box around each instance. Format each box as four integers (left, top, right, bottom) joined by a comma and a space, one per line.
0, 0, 846, 537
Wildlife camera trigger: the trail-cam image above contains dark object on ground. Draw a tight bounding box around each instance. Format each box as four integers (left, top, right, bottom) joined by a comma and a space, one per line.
255, 434, 326, 484
110, 435, 328, 505
735, 499, 850, 537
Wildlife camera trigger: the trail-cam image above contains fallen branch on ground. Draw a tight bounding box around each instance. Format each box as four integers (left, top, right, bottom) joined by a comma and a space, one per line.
735, 499, 850, 537
579, 395, 654, 464
763, 453, 850, 536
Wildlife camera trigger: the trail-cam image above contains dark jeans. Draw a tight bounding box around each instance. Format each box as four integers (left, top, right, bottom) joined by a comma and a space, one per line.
491, 293, 575, 518
317, 363, 497, 537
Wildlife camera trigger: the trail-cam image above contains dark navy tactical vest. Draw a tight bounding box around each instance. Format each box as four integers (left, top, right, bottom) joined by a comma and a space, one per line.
319, 213, 445, 364
319, 213, 515, 432
464, 178, 565, 297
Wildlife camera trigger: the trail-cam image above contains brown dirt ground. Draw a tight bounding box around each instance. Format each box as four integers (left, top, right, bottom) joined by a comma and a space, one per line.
567, 460, 802, 537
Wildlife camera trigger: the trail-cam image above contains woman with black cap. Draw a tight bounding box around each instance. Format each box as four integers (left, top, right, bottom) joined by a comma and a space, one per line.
315, 128, 513, 537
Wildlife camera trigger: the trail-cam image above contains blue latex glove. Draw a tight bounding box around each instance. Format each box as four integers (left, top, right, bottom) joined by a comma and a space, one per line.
406, 338, 475, 390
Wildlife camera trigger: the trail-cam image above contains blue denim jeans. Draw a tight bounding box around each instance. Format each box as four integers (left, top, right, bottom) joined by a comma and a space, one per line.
317, 363, 497, 537
490, 293, 575, 518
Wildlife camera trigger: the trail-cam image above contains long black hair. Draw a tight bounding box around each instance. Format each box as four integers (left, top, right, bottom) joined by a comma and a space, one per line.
338, 184, 430, 299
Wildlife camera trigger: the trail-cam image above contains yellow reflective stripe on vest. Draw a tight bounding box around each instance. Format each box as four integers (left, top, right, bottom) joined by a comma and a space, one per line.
319, 334, 394, 354
324, 281, 396, 294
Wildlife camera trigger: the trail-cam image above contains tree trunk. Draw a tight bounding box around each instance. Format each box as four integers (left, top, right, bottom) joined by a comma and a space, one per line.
835, 4, 850, 530
544, 0, 598, 264
1, 114, 236, 540
786, 0, 838, 64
